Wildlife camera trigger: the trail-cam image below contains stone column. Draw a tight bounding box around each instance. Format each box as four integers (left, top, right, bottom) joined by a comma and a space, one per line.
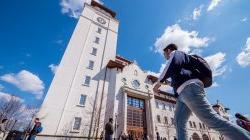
145, 94, 155, 140
123, 91, 128, 133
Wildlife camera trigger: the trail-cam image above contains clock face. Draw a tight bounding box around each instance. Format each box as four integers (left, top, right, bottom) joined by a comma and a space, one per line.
132, 80, 140, 89
97, 17, 106, 24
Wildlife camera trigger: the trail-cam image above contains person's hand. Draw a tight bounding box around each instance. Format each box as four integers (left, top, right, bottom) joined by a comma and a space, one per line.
153, 83, 161, 93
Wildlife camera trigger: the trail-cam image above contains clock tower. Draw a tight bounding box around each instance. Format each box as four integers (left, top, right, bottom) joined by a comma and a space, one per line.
38, 1, 119, 138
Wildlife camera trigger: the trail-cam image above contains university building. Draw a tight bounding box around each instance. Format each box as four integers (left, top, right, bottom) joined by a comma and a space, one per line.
37, 1, 230, 140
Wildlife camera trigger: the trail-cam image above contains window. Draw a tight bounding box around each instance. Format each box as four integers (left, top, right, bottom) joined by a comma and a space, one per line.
171, 118, 174, 125
189, 121, 193, 128
127, 96, 144, 109
79, 95, 86, 106
157, 115, 161, 123
169, 105, 172, 111
199, 122, 202, 129
94, 37, 100, 44
88, 60, 94, 70
163, 104, 167, 110
91, 47, 97, 55
193, 122, 196, 128
164, 116, 168, 124
84, 76, 91, 86
97, 27, 102, 34
73, 117, 81, 130
202, 123, 206, 129
156, 101, 159, 109
134, 70, 138, 76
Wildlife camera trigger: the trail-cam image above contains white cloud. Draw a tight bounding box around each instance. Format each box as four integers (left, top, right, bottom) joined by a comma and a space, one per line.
236, 37, 250, 67
241, 17, 248, 22
154, 24, 210, 54
0, 70, 45, 99
193, 5, 203, 20
207, 0, 222, 12
205, 52, 227, 77
60, 0, 102, 18
49, 64, 59, 74
0, 92, 23, 102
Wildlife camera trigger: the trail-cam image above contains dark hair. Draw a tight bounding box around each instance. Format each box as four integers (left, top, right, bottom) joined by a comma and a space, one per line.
235, 113, 250, 122
163, 44, 178, 52
35, 118, 40, 121
1, 119, 8, 123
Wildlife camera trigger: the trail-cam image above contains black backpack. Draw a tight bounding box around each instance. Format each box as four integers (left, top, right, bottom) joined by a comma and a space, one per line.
187, 54, 213, 88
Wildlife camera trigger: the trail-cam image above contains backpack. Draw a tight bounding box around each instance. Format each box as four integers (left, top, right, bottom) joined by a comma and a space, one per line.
187, 54, 213, 88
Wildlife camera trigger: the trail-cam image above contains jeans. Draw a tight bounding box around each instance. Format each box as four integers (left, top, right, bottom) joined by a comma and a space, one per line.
174, 82, 250, 140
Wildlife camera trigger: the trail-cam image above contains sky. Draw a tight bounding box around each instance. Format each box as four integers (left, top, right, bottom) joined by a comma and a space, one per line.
0, 0, 250, 119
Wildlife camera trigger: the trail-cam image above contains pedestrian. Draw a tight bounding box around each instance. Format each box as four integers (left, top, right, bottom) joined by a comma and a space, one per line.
27, 118, 43, 140
235, 113, 250, 132
142, 132, 149, 140
153, 44, 250, 140
120, 132, 127, 140
104, 118, 114, 140
156, 132, 160, 140
0, 118, 8, 139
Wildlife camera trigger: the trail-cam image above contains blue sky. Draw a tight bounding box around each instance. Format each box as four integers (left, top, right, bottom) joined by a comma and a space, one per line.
0, 0, 250, 118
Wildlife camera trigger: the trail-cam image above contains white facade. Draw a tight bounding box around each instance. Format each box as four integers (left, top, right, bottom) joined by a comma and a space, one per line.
37, 2, 229, 140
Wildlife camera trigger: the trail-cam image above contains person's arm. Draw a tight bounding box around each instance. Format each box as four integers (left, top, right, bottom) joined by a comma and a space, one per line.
154, 51, 183, 93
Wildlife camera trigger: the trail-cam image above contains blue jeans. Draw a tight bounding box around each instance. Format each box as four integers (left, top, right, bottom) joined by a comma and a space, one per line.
174, 82, 250, 140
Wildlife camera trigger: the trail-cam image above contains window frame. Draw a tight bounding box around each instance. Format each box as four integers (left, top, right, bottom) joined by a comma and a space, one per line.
72, 117, 82, 131
83, 76, 91, 86
94, 37, 100, 44
91, 47, 97, 56
78, 94, 87, 107
87, 60, 94, 70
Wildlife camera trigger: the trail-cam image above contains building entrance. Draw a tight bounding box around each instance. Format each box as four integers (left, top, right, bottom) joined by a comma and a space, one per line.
127, 96, 146, 139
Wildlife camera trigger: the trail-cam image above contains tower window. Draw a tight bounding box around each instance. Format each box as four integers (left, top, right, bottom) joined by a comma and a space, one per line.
79, 95, 87, 106
157, 115, 161, 123
193, 122, 196, 128
171, 117, 174, 125
83, 76, 91, 86
88, 60, 94, 70
199, 122, 202, 129
94, 37, 100, 44
189, 121, 193, 128
91, 47, 97, 56
73, 117, 82, 130
97, 27, 102, 34
164, 116, 168, 124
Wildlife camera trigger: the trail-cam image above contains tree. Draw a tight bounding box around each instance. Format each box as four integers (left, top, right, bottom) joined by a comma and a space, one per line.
0, 94, 38, 131
0, 95, 22, 122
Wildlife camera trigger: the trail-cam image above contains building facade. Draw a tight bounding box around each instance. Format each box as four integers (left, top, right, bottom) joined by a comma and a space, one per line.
37, 2, 229, 140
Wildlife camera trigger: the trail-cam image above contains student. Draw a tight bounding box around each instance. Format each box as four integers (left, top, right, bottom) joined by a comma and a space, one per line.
153, 44, 250, 140
156, 132, 160, 140
27, 118, 43, 140
0, 119, 8, 139
104, 118, 114, 140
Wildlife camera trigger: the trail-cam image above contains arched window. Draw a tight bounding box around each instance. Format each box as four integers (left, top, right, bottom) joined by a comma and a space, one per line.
192, 133, 200, 140
202, 134, 209, 140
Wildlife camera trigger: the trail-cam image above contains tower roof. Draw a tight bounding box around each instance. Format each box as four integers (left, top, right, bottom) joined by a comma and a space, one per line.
91, 1, 116, 18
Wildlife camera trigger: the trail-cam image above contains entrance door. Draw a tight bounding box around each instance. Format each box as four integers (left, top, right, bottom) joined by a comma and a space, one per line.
127, 96, 146, 140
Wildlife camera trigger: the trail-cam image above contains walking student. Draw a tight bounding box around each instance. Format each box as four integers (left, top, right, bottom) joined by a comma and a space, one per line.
153, 44, 250, 140
27, 118, 43, 140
